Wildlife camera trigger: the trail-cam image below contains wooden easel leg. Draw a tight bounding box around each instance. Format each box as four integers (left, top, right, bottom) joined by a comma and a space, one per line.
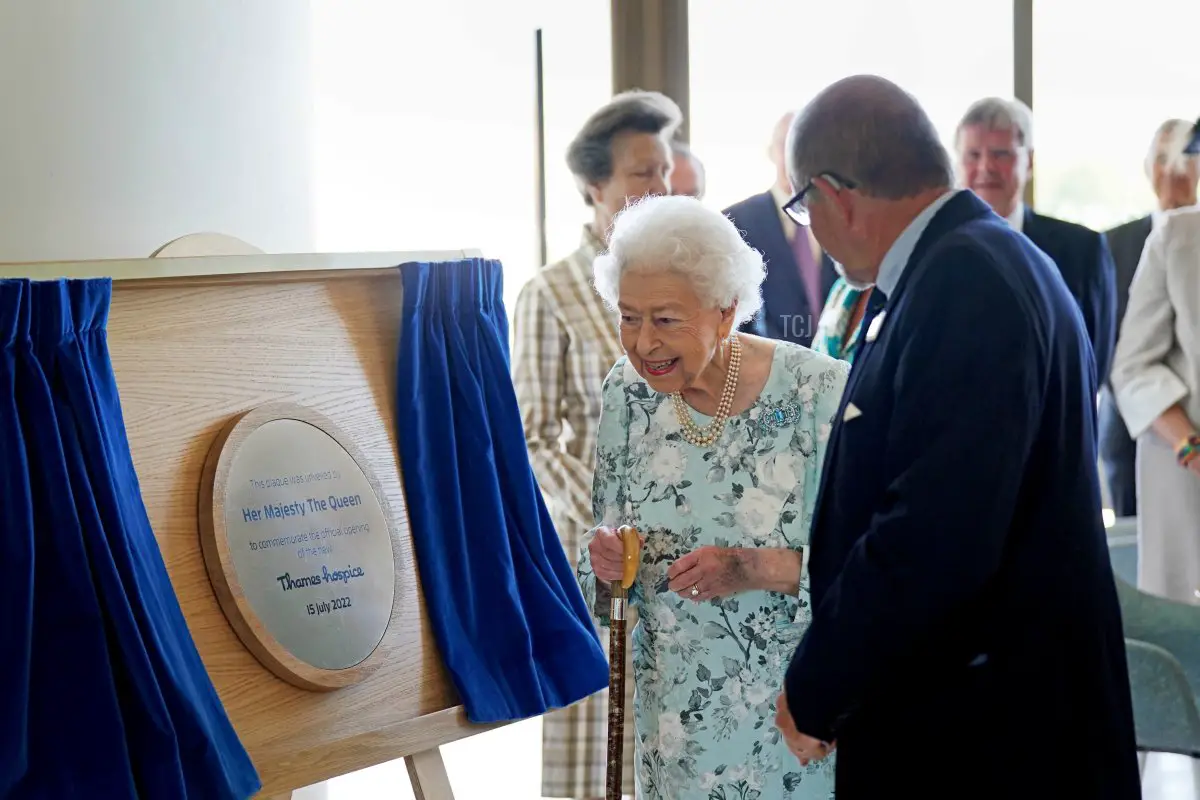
405, 747, 455, 800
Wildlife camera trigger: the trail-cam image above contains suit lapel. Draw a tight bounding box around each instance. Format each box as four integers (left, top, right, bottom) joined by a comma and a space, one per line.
751, 192, 796, 276
887, 191, 996, 307
810, 287, 889, 521
809, 191, 995, 536
1135, 214, 1153, 245
754, 193, 810, 324
1123, 216, 1152, 271
1023, 207, 1052, 249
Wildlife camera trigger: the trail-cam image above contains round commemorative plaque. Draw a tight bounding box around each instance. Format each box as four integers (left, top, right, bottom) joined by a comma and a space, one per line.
199, 403, 398, 691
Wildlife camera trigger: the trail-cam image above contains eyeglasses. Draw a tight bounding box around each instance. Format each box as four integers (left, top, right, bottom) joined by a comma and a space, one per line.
781, 172, 859, 226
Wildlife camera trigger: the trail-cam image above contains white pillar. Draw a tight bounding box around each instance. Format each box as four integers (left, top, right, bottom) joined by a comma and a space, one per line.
0, 0, 312, 261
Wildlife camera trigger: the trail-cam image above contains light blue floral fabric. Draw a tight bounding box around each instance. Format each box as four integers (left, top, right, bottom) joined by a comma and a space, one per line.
578, 341, 849, 800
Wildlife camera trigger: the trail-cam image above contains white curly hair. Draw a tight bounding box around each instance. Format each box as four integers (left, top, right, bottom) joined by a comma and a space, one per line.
1147, 118, 1198, 178
592, 195, 764, 330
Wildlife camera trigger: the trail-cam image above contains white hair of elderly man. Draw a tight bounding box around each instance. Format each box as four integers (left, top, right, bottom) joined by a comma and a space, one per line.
1147, 118, 1199, 178
955, 96, 1034, 151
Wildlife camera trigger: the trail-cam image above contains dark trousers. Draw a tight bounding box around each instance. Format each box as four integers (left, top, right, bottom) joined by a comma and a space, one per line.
1099, 387, 1137, 517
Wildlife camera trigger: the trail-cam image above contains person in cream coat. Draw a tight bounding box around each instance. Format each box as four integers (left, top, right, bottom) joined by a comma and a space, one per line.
1112, 123, 1200, 601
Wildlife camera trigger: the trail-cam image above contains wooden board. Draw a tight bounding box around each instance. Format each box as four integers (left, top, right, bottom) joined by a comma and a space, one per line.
2, 253, 498, 797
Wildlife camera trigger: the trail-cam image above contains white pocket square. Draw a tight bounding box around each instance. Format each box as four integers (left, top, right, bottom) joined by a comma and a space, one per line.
843, 403, 863, 422
865, 310, 886, 343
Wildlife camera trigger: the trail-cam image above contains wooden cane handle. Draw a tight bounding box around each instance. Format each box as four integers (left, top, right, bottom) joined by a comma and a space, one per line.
618, 525, 641, 589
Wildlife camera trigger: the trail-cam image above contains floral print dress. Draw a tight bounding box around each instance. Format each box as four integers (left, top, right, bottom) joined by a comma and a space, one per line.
578, 341, 849, 800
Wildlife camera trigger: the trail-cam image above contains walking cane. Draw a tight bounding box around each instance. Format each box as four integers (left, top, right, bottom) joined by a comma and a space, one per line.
606, 525, 641, 800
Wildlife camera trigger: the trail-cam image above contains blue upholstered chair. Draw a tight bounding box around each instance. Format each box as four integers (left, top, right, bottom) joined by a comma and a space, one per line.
1107, 516, 1138, 587
1124, 639, 1200, 780
1113, 570, 1200, 701
1109, 518, 1200, 788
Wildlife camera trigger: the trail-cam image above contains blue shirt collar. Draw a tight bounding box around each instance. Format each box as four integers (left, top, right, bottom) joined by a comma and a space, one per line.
874, 189, 960, 298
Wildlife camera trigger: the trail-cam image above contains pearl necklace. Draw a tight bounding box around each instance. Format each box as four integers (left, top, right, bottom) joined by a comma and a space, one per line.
671, 334, 742, 448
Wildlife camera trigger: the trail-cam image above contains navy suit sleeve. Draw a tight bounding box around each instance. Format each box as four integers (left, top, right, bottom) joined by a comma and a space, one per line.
726, 206, 767, 337
741, 305, 766, 336
1084, 234, 1117, 381
784, 250, 1043, 741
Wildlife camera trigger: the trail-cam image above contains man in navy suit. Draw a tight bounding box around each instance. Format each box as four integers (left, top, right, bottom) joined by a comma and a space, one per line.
955, 97, 1117, 381
774, 75, 1139, 798
724, 113, 837, 345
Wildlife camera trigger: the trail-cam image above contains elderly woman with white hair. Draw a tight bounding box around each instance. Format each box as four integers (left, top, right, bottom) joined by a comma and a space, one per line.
577, 194, 848, 799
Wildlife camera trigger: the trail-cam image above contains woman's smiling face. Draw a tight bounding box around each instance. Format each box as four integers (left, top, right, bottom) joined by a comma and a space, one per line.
617, 268, 734, 394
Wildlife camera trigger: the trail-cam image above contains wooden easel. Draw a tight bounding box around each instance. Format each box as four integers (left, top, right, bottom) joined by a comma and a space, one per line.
1, 248, 498, 799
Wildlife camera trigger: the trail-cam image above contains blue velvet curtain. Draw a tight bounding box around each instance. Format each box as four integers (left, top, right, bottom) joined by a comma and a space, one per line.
0, 279, 259, 799
395, 259, 608, 723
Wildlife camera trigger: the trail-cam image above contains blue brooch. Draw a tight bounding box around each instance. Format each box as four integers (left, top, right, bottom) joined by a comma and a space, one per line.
758, 402, 801, 434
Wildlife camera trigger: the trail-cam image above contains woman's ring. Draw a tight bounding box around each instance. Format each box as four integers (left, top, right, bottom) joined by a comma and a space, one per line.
690, 585, 700, 597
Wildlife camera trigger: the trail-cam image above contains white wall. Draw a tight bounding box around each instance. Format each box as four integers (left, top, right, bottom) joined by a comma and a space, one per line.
309, 0, 611, 317
0, 0, 312, 261
310, 0, 542, 314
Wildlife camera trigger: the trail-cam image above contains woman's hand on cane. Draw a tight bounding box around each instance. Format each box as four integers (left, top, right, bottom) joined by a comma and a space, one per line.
589, 526, 645, 583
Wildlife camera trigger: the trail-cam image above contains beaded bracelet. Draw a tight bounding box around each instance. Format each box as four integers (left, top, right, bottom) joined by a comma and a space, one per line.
1176, 433, 1200, 467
